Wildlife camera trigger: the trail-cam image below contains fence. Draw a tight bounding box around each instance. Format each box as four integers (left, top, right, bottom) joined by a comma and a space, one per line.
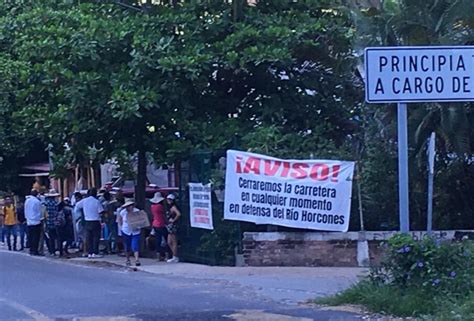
177, 150, 242, 266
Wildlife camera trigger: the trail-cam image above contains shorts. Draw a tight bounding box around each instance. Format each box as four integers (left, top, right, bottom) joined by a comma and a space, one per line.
122, 233, 140, 253
166, 224, 178, 234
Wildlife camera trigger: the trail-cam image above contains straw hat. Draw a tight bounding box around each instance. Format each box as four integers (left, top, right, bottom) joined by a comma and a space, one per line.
150, 192, 164, 204
45, 189, 60, 197
110, 187, 122, 195
121, 198, 135, 208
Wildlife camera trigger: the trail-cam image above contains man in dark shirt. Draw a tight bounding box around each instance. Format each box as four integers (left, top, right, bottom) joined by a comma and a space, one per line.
16, 200, 27, 251
43, 190, 61, 256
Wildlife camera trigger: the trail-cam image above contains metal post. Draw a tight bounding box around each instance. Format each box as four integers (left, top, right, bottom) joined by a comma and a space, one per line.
356, 162, 365, 231
397, 103, 410, 233
427, 132, 436, 236
427, 172, 434, 235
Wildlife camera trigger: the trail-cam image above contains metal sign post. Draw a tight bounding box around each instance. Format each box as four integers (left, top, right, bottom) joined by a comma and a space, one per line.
364, 46, 474, 233
427, 132, 436, 235
397, 103, 410, 233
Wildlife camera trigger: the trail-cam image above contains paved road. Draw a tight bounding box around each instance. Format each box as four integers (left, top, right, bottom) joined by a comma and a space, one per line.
69, 255, 367, 304
0, 251, 361, 321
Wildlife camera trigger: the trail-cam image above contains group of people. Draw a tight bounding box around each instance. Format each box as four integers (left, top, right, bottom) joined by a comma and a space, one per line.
3, 189, 80, 257
0, 197, 27, 251
116, 191, 181, 266
1, 187, 181, 267
149, 192, 181, 263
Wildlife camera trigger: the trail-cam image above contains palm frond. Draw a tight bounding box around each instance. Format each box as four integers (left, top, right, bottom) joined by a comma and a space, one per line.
440, 105, 471, 153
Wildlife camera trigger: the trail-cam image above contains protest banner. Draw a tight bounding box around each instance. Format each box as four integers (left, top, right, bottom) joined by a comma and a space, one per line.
189, 183, 214, 230
127, 210, 150, 230
224, 150, 355, 232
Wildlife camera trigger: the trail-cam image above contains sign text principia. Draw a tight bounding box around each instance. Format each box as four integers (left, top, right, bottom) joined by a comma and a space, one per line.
224, 150, 355, 232
365, 46, 474, 103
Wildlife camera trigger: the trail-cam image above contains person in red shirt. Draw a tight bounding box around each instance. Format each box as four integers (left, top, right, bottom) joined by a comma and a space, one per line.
150, 192, 172, 261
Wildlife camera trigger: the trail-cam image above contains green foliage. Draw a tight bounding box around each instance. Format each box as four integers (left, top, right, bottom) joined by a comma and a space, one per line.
0, 0, 471, 232
317, 280, 437, 317
0, 0, 360, 160
372, 235, 473, 295
357, 109, 399, 230
350, 0, 474, 231
435, 292, 474, 321
198, 202, 240, 265
318, 235, 474, 319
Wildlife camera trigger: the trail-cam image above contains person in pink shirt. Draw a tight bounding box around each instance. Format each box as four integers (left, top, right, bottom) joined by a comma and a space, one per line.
150, 192, 172, 261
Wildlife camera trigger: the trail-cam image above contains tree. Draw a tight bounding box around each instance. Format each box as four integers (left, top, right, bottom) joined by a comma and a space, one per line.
348, 0, 474, 229
1, 0, 364, 219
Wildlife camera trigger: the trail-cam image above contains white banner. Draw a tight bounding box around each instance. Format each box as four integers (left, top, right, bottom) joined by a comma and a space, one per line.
224, 150, 355, 232
189, 183, 214, 230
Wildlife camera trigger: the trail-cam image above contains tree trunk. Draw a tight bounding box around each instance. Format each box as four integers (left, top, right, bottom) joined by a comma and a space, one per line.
135, 148, 147, 210
90, 165, 96, 188
75, 165, 79, 191
63, 178, 68, 199
232, 0, 245, 22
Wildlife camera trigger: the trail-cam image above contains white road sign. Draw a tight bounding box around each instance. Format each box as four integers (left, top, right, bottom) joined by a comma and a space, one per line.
365, 46, 474, 103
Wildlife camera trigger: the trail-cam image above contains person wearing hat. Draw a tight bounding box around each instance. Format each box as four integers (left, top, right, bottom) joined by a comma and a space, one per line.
43, 189, 62, 256
117, 199, 142, 266
150, 192, 172, 261
166, 194, 181, 263
57, 197, 74, 257
100, 191, 120, 254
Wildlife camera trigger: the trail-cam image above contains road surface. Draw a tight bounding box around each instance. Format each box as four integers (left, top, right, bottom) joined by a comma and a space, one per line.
0, 251, 361, 320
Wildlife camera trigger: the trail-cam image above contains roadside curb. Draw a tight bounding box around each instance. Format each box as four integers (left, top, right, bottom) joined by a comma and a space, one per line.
67, 257, 140, 271
0, 247, 142, 272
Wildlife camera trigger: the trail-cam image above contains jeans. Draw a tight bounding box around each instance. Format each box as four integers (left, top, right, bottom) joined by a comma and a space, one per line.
28, 224, 41, 255
4, 225, 17, 250
104, 222, 118, 253
17, 223, 27, 249
85, 221, 101, 255
38, 223, 45, 254
0, 225, 5, 243
46, 227, 58, 255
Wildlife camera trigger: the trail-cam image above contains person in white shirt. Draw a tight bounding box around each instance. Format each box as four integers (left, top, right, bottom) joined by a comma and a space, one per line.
117, 200, 141, 267
24, 190, 42, 256
75, 187, 105, 258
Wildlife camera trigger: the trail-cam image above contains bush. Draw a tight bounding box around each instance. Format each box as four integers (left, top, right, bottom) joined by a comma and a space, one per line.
317, 235, 474, 319
436, 292, 474, 321
370, 234, 473, 298
318, 281, 437, 317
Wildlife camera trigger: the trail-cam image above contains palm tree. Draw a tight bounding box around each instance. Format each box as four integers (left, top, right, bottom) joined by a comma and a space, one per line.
346, 0, 473, 229
349, 0, 473, 158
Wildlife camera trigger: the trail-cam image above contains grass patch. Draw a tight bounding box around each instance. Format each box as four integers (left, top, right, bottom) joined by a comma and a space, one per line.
316, 280, 436, 317
316, 237, 474, 320
434, 292, 474, 321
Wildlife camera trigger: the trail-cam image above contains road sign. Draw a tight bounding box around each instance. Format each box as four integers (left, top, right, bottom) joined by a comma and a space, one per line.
365, 46, 474, 103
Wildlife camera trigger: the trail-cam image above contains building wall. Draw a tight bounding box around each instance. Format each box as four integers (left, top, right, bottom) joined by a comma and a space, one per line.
242, 230, 474, 267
